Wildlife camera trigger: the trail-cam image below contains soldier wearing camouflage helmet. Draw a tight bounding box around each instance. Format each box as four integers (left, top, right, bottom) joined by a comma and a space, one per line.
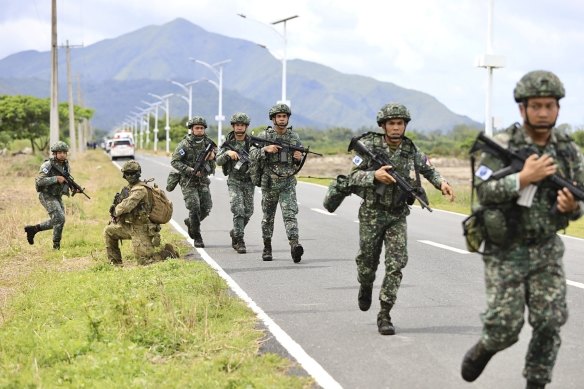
103, 160, 178, 266
216, 112, 255, 253
170, 115, 216, 247
24, 141, 78, 249
348, 102, 455, 336
461, 71, 584, 389
249, 103, 305, 263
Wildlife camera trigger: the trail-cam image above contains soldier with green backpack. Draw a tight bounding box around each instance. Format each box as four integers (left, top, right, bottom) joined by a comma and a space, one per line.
104, 161, 178, 266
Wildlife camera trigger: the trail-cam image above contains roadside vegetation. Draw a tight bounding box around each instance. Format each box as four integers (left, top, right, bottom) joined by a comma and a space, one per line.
0, 145, 311, 388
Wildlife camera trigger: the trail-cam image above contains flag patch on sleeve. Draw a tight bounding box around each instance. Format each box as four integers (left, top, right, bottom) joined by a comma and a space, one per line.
179, 149, 185, 156
475, 165, 493, 180
352, 155, 363, 166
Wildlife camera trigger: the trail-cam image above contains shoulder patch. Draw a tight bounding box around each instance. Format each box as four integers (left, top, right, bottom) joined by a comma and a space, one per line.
475, 165, 493, 180
352, 155, 363, 166
179, 149, 185, 156
42, 167, 49, 174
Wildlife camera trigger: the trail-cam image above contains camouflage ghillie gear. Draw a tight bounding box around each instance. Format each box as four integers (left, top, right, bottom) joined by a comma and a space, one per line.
216, 135, 255, 239
104, 182, 175, 265
250, 126, 303, 243
121, 160, 141, 173
268, 103, 291, 119
50, 141, 69, 152
230, 112, 251, 125
471, 123, 584, 384
513, 70, 565, 102
376, 103, 411, 126
260, 177, 299, 241
171, 134, 216, 238
349, 132, 447, 312
186, 115, 208, 129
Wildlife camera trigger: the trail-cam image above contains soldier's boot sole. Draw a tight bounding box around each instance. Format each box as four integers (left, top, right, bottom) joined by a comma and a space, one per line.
291, 244, 304, 263
461, 341, 496, 382
358, 285, 373, 311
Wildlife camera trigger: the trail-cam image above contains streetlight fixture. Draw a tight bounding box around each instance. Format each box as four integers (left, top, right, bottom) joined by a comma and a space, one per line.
148, 93, 174, 153
135, 106, 152, 148
238, 13, 298, 107
190, 58, 231, 145
141, 100, 162, 151
169, 79, 208, 120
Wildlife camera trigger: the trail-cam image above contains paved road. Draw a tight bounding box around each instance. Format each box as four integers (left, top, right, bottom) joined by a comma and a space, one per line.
120, 153, 584, 389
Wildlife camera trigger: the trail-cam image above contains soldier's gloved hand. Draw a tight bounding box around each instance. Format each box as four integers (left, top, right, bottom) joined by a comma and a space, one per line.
109, 205, 116, 216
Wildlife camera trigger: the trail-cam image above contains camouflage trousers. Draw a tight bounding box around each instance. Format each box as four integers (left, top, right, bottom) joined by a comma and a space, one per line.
481, 235, 568, 384
181, 182, 212, 230
355, 206, 408, 307
38, 193, 65, 244
228, 178, 254, 238
103, 222, 162, 265
261, 176, 299, 241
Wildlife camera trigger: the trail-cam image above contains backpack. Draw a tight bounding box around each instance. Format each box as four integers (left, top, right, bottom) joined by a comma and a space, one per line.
139, 182, 173, 224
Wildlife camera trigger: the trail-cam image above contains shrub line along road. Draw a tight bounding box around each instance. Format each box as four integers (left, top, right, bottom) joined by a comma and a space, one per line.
118, 153, 584, 389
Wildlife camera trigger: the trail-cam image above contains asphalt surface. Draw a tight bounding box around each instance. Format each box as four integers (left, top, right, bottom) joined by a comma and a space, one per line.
117, 153, 584, 389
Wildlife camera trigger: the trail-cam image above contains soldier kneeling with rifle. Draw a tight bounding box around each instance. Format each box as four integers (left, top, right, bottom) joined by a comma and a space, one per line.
104, 161, 178, 266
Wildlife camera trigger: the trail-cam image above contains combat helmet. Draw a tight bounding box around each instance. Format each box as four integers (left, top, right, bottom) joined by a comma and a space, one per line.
230, 112, 251, 125
185, 116, 207, 129
376, 103, 411, 126
50, 141, 70, 153
513, 70, 565, 102
121, 160, 141, 174
268, 103, 292, 119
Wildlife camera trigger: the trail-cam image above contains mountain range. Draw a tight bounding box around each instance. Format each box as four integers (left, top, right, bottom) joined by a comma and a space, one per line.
0, 18, 481, 133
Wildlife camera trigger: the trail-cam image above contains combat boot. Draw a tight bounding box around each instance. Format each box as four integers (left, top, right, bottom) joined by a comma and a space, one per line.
192, 232, 205, 248
461, 341, 496, 382
358, 284, 373, 311
526, 381, 546, 389
290, 240, 304, 263
377, 301, 395, 335
229, 229, 237, 250
235, 238, 246, 254
262, 239, 272, 261
162, 243, 180, 259
53, 241, 61, 250
24, 224, 41, 245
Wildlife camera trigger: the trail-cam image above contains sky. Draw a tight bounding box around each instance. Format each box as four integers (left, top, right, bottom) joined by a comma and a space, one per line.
1, 0, 584, 129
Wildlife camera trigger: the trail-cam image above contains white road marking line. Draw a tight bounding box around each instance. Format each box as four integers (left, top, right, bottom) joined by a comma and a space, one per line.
311, 208, 335, 215
418, 240, 469, 254
567, 280, 584, 289
168, 219, 342, 389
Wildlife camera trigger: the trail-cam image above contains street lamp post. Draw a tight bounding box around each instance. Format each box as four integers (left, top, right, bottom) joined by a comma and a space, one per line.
190, 59, 231, 145
149, 93, 174, 153
238, 13, 298, 107
141, 100, 162, 151
169, 79, 207, 121
135, 106, 151, 148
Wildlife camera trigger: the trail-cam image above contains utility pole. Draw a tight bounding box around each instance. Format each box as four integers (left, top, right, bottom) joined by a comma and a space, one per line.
60, 40, 84, 155
49, 0, 59, 146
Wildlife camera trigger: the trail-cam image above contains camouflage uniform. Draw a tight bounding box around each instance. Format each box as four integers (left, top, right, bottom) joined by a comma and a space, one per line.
249, 127, 301, 243
469, 125, 584, 384
216, 131, 255, 247
32, 158, 71, 247
170, 133, 216, 245
349, 132, 446, 309
103, 161, 177, 265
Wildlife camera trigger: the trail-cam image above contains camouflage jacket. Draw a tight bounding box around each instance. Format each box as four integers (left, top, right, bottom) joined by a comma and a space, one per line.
35, 158, 70, 197
349, 133, 445, 212
249, 126, 302, 178
170, 134, 216, 185
216, 132, 252, 183
475, 124, 584, 240
113, 183, 152, 225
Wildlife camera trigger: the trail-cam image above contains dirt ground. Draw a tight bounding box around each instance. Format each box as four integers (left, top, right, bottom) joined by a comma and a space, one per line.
301, 155, 472, 185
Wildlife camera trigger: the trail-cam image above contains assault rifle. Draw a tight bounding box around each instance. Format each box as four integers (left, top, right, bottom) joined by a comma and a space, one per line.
220, 141, 251, 172
50, 161, 91, 199
109, 187, 130, 223
348, 136, 432, 212
249, 135, 323, 157
191, 142, 216, 176
470, 131, 584, 202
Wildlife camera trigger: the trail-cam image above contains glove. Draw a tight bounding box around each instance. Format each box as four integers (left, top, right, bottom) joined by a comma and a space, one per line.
109, 205, 116, 217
